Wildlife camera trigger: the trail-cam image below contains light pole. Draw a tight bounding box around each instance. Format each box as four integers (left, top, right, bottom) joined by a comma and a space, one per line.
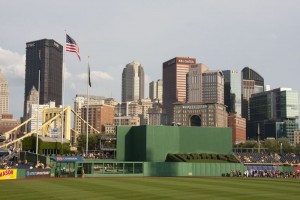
119, 102, 122, 126
36, 59, 41, 164
86, 57, 90, 157
257, 123, 260, 153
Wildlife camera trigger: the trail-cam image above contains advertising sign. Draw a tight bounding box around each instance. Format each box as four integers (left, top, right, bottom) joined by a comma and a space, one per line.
26, 169, 51, 178
50, 156, 83, 162
0, 169, 17, 180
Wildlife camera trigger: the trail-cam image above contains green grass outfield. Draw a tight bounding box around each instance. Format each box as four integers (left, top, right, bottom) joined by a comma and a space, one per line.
0, 177, 299, 200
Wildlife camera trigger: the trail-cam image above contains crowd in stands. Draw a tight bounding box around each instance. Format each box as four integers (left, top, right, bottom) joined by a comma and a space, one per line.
235, 152, 300, 165
0, 147, 51, 170
83, 151, 115, 159
225, 169, 300, 178
279, 153, 300, 165
0, 157, 51, 170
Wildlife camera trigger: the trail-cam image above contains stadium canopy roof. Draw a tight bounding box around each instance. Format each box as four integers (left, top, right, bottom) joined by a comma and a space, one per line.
50, 156, 83, 162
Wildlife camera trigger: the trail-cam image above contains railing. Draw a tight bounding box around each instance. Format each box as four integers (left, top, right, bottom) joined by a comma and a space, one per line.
0, 151, 17, 163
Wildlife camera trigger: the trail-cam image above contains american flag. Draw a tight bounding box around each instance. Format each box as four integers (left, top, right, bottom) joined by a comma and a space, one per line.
66, 34, 81, 61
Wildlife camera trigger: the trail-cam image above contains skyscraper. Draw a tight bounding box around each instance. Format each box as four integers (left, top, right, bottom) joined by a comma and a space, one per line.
223, 70, 242, 115
122, 61, 144, 102
241, 67, 264, 120
149, 79, 163, 103
0, 69, 9, 118
186, 63, 209, 102
163, 57, 196, 124
202, 70, 224, 104
24, 39, 63, 118
186, 64, 224, 104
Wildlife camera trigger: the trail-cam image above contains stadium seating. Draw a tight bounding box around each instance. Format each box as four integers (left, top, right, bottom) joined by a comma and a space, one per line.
234, 152, 296, 164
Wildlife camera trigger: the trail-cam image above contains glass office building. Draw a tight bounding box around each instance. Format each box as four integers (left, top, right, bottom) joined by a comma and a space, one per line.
249, 88, 299, 143
223, 70, 242, 115
241, 67, 264, 120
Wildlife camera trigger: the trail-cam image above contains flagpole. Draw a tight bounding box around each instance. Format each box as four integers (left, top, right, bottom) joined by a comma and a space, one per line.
86, 56, 90, 157
65, 33, 80, 154
61, 30, 66, 155
36, 49, 42, 163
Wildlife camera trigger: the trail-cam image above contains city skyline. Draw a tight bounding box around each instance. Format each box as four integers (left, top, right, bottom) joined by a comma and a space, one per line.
0, 1, 300, 119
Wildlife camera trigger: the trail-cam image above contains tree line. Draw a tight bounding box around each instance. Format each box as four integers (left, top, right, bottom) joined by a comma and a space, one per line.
234, 139, 300, 154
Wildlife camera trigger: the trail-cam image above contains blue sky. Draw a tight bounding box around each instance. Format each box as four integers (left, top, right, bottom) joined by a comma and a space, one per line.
0, 0, 300, 119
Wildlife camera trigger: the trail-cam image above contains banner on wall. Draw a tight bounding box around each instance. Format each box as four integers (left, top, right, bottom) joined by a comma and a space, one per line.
26, 169, 51, 178
0, 169, 17, 180
294, 166, 300, 172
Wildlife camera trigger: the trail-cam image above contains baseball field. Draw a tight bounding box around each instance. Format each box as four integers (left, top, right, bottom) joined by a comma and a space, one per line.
0, 177, 299, 199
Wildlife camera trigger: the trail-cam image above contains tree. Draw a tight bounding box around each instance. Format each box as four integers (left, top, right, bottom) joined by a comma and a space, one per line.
235, 138, 296, 154
277, 138, 293, 154
294, 144, 300, 154
262, 139, 278, 153
76, 133, 108, 153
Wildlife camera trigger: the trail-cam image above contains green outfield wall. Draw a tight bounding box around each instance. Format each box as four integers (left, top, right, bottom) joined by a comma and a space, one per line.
117, 125, 232, 162
17, 169, 26, 179
143, 162, 245, 176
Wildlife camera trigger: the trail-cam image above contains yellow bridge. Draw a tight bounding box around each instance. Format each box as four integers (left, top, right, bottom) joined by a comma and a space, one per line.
0, 105, 100, 149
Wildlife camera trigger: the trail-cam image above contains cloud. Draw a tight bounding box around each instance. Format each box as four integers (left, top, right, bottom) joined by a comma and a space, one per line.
64, 64, 72, 80
71, 70, 114, 87
92, 71, 114, 81
270, 33, 278, 40
145, 74, 151, 85
0, 47, 25, 80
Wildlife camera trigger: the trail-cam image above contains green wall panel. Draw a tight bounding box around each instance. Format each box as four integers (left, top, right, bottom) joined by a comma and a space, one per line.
143, 162, 244, 176
17, 169, 26, 179
145, 126, 180, 162
116, 126, 132, 161
179, 127, 232, 154
117, 125, 232, 162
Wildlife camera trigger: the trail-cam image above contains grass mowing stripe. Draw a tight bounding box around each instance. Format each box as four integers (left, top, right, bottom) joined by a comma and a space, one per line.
171, 177, 300, 198
116, 178, 204, 199
1, 179, 109, 200
79, 177, 201, 200
1, 177, 300, 200
56, 178, 176, 200
126, 177, 300, 199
